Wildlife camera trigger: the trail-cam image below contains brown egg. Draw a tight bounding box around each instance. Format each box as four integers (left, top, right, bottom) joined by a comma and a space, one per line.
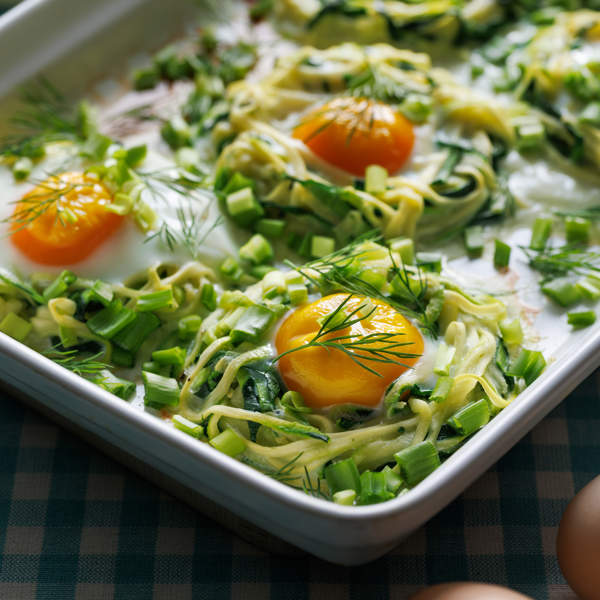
409, 582, 532, 600
557, 474, 600, 600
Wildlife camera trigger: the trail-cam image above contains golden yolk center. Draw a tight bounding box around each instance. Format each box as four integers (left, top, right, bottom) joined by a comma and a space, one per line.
292, 97, 415, 177
275, 293, 423, 409
10, 171, 124, 266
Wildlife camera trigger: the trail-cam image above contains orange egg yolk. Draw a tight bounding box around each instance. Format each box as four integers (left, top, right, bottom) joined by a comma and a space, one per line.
275, 293, 423, 409
292, 97, 415, 177
10, 171, 124, 266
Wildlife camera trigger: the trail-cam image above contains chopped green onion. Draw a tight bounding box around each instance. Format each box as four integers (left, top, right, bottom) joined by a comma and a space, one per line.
178, 315, 203, 339
137, 288, 175, 312
201, 283, 217, 311
357, 268, 386, 291
394, 441, 441, 487
142, 361, 171, 377
133, 65, 160, 90
541, 277, 581, 307
87, 301, 137, 339
280, 390, 311, 413
464, 225, 484, 258
142, 371, 180, 409
12, 157, 33, 180
565, 216, 591, 245
287, 283, 308, 306
579, 102, 600, 126
433, 342, 455, 376
254, 218, 285, 238
382, 465, 403, 494
230, 305, 275, 344
112, 347, 134, 368
324, 458, 361, 495
507, 349, 546, 385
515, 117, 545, 151
447, 399, 490, 436
0, 312, 31, 342
311, 235, 336, 258
297, 233, 313, 258
577, 276, 600, 301
219, 257, 243, 281
493, 239, 511, 269
416, 252, 442, 273
389, 237, 415, 265
357, 471, 395, 505
59, 325, 77, 349
226, 187, 264, 226
332, 489, 356, 506
112, 312, 161, 353
93, 369, 136, 400
430, 375, 454, 403
239, 234, 273, 265
499, 318, 523, 346
43, 270, 77, 301
152, 346, 186, 377
317, 306, 348, 330
172, 414, 204, 438
567, 310, 596, 329
82, 280, 114, 307
530, 217, 553, 251
365, 165, 388, 194
209, 429, 246, 457
160, 115, 192, 150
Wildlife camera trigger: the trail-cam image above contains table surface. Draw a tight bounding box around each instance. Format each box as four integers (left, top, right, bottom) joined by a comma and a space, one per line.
0, 3, 598, 598
1, 365, 597, 600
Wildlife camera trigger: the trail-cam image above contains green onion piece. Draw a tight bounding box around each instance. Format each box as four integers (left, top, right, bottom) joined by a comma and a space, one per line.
447, 399, 490, 436
142, 371, 180, 409
577, 276, 600, 301
0, 312, 31, 342
152, 346, 186, 377
565, 216, 591, 245
416, 252, 442, 273
112, 347, 134, 368
433, 342, 455, 376
255, 218, 285, 238
324, 458, 361, 495
87, 301, 137, 339
160, 115, 192, 150
493, 239, 511, 269
365, 165, 388, 194
515, 118, 545, 150
311, 235, 336, 258
567, 310, 596, 329
382, 465, 403, 494
280, 390, 311, 413
93, 369, 136, 400
221, 171, 253, 194
389, 237, 415, 265
507, 349, 546, 385
357, 471, 395, 505
530, 217, 553, 251
230, 305, 275, 344
226, 187, 264, 226
43, 270, 77, 301
430, 376, 454, 403
297, 233, 313, 258
579, 102, 600, 126
499, 318, 523, 346
142, 361, 171, 377
287, 283, 308, 306
82, 280, 114, 307
394, 441, 441, 487
220, 257, 243, 281
178, 315, 203, 339
399, 93, 432, 123
251, 265, 275, 280
112, 312, 161, 353
209, 429, 246, 457
239, 234, 273, 265
541, 277, 581, 307
201, 283, 217, 311
357, 268, 386, 291
133, 65, 160, 90
172, 414, 203, 438
137, 288, 175, 312
59, 325, 77, 349
464, 225, 484, 258
123, 144, 147, 167
317, 307, 348, 330
332, 489, 356, 506
12, 157, 33, 180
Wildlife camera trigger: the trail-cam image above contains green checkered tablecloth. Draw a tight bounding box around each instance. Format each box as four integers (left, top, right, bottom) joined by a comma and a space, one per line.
0, 368, 597, 599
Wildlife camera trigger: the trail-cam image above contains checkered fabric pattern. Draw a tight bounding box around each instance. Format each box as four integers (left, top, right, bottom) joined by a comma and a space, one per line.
0, 369, 597, 600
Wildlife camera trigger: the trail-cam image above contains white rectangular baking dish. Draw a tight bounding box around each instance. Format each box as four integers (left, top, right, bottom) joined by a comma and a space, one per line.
1, 0, 599, 566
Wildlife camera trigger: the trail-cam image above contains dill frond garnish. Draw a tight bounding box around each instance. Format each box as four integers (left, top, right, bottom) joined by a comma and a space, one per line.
521, 244, 600, 281
302, 466, 329, 500
274, 293, 420, 377
42, 347, 109, 377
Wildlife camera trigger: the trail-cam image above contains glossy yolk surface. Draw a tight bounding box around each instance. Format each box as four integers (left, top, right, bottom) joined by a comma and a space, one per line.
275, 293, 423, 409
10, 171, 124, 265
292, 97, 414, 177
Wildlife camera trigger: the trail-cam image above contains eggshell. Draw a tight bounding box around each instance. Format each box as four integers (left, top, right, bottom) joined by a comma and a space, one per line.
409, 582, 532, 600
557, 474, 600, 600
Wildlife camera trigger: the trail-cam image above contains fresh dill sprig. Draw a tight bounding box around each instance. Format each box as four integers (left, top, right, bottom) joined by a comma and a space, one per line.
302, 466, 329, 500
521, 244, 600, 281
240, 453, 304, 485
274, 293, 420, 377
43, 347, 109, 377
345, 63, 417, 105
